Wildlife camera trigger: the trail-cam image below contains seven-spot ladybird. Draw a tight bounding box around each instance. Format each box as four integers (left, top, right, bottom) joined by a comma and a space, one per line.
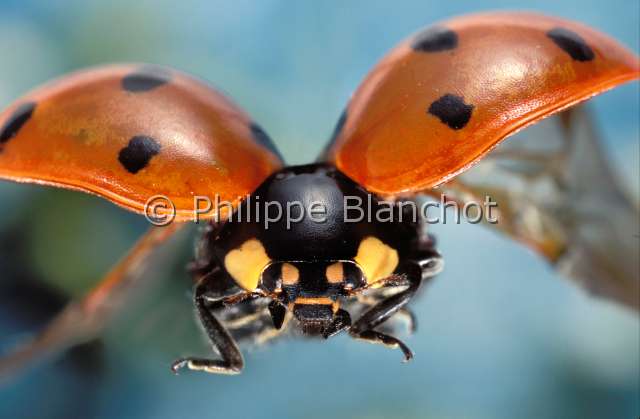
0, 12, 638, 375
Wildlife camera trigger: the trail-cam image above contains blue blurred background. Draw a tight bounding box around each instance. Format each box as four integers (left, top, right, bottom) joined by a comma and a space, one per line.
0, 1, 638, 418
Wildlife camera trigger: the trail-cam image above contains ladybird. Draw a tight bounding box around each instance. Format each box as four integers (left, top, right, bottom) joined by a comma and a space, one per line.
0, 12, 638, 376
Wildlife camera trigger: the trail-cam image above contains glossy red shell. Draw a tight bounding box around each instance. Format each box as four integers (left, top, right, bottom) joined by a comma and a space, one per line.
0, 64, 283, 221
326, 12, 640, 196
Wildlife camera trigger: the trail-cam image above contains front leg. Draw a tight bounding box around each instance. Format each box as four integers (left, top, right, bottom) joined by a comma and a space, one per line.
349, 263, 423, 362
171, 274, 244, 375
356, 293, 418, 334
353, 330, 413, 362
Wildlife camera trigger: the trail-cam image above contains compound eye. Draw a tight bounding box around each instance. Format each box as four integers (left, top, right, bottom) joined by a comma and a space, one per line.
342, 261, 366, 290
260, 263, 282, 293
260, 262, 300, 293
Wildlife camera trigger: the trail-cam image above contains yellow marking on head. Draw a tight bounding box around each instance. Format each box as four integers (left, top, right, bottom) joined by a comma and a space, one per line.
326, 262, 344, 283
354, 236, 399, 285
294, 297, 335, 305
281, 263, 300, 285
224, 239, 271, 290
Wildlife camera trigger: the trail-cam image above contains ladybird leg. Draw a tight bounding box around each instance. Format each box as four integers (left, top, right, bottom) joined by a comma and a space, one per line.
200, 291, 267, 314
354, 294, 416, 334
345, 274, 412, 297
364, 210, 436, 339
0, 224, 183, 380
171, 278, 244, 375
353, 331, 414, 362
348, 265, 423, 362
349, 233, 440, 338
197, 269, 267, 309
349, 277, 421, 334
219, 291, 267, 306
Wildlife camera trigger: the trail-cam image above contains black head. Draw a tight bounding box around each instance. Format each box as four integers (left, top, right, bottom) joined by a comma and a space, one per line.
261, 260, 364, 336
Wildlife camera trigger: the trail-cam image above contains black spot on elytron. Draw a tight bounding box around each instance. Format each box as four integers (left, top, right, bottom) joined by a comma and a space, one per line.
428, 94, 473, 130
547, 27, 595, 62
411, 26, 458, 52
118, 135, 161, 174
121, 66, 171, 92
250, 122, 284, 162
0, 102, 37, 145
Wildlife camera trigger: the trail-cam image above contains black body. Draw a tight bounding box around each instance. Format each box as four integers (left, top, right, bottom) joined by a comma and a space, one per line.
172, 164, 442, 375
